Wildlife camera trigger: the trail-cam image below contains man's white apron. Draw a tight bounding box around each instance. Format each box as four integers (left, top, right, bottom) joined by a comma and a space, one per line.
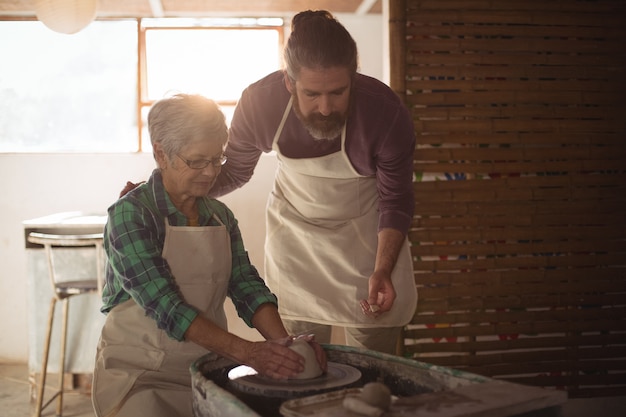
265, 98, 417, 328
93, 215, 231, 417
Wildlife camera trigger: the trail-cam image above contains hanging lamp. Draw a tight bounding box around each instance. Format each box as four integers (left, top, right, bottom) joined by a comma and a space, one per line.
35, 0, 97, 35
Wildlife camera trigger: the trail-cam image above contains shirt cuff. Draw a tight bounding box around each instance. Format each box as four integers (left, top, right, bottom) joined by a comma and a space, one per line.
379, 210, 412, 235
240, 295, 279, 327
170, 304, 200, 341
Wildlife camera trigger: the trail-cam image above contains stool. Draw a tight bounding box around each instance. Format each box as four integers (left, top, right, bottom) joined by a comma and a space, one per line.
27, 232, 104, 417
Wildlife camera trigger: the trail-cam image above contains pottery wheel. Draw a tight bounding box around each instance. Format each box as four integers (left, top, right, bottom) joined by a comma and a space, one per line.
227, 362, 361, 398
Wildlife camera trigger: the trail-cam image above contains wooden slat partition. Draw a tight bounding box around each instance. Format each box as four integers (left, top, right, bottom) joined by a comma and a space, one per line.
392, 0, 626, 398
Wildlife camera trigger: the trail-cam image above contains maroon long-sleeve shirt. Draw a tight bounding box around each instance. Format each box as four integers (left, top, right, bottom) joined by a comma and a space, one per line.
209, 70, 416, 235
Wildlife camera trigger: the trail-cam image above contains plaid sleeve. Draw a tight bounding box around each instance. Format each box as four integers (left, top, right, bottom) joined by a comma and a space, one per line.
219, 204, 278, 327
103, 197, 198, 341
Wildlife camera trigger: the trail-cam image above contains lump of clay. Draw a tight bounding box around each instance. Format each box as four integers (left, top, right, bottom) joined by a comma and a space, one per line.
342, 382, 392, 416
342, 397, 385, 417
288, 339, 323, 379
361, 382, 392, 410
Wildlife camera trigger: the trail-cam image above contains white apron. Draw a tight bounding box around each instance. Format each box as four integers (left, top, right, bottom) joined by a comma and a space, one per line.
265, 98, 417, 328
93, 215, 231, 417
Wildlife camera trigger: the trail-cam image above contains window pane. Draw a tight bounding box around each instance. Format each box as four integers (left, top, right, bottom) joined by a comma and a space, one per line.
1, 20, 281, 153
0, 21, 137, 152
145, 28, 280, 102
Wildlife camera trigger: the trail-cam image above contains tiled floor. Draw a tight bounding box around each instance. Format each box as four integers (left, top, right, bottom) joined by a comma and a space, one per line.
2, 362, 626, 417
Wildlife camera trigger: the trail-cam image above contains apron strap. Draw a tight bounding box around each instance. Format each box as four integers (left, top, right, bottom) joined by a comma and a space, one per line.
272, 97, 293, 150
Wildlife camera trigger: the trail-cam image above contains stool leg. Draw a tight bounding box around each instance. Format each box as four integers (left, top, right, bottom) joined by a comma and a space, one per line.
56, 298, 70, 417
35, 297, 57, 417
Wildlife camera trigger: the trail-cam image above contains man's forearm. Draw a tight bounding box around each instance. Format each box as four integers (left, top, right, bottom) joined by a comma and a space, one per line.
374, 228, 406, 275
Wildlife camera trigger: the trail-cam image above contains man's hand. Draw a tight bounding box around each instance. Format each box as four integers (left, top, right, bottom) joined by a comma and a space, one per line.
119, 180, 145, 197
360, 270, 396, 318
360, 228, 404, 318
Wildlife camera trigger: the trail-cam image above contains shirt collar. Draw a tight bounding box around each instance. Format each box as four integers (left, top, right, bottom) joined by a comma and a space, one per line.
149, 169, 214, 225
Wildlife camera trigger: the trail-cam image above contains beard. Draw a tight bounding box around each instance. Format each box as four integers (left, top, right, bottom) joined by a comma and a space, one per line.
292, 92, 347, 141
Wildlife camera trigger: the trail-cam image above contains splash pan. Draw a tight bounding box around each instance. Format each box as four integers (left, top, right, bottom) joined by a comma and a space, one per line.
191, 344, 567, 417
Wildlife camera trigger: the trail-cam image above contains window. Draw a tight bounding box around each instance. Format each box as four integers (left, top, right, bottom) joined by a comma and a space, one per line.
0, 18, 283, 153
0, 20, 137, 152
139, 18, 283, 152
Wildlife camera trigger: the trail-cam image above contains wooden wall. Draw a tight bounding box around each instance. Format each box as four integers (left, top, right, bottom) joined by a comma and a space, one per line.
391, 0, 626, 397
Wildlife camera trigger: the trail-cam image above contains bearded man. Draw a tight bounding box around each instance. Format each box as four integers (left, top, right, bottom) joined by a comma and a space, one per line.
209, 10, 417, 354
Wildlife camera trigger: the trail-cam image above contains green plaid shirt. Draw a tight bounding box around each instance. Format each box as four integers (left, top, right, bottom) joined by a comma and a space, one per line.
101, 169, 278, 341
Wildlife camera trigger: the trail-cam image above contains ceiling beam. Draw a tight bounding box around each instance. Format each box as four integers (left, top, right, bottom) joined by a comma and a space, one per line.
148, 0, 164, 17
356, 0, 378, 15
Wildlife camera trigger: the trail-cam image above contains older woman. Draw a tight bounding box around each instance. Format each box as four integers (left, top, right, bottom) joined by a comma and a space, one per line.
92, 94, 320, 417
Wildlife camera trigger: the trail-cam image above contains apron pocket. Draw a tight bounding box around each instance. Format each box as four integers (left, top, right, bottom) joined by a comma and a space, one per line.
101, 345, 164, 370
93, 345, 165, 417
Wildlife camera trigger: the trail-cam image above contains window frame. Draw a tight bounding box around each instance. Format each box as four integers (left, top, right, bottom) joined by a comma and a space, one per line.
136, 18, 285, 152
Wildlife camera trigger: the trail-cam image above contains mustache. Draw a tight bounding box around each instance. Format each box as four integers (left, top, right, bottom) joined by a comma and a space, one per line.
308, 112, 343, 124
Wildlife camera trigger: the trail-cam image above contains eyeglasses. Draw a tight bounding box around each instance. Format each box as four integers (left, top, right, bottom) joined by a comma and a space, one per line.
177, 153, 227, 169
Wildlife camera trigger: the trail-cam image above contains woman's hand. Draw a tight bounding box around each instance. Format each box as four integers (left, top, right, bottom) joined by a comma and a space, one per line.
245, 304, 328, 378
244, 339, 304, 379
185, 314, 303, 379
